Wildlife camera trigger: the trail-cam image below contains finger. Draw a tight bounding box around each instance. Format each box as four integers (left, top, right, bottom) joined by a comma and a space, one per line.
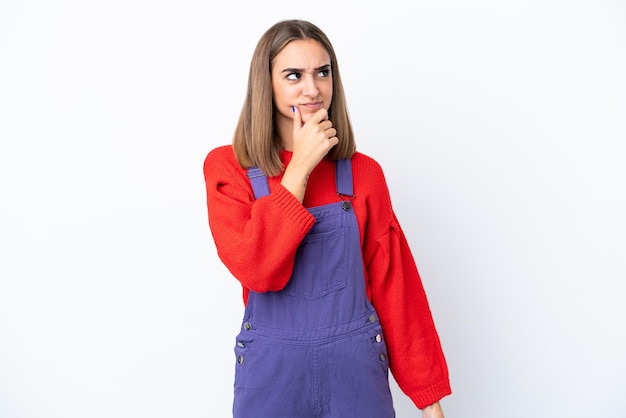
292, 105, 303, 134
308, 107, 328, 125
319, 119, 333, 131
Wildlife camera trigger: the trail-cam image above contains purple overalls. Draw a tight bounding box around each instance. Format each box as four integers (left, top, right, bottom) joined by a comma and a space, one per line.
234, 159, 395, 418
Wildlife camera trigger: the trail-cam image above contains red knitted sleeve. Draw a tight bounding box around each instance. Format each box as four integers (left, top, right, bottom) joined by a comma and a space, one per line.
203, 146, 315, 293
359, 160, 451, 409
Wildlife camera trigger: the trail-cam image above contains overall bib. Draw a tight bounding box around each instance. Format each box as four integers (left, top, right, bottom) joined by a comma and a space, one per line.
233, 159, 395, 418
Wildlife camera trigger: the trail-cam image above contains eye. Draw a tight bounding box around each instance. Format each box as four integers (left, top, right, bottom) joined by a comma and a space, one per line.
286, 72, 301, 81
317, 68, 330, 78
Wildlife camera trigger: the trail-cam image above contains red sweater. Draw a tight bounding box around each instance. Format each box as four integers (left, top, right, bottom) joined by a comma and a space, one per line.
203, 145, 451, 409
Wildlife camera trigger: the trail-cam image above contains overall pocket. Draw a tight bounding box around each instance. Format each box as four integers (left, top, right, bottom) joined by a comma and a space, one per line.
284, 225, 349, 300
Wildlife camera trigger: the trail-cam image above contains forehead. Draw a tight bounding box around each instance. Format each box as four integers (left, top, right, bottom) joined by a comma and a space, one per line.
272, 39, 330, 69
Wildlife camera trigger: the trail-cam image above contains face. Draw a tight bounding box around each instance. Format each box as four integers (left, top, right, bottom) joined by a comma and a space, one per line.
271, 39, 333, 128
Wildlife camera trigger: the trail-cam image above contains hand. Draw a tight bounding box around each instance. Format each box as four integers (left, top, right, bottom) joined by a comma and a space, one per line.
280, 106, 338, 202
290, 106, 338, 174
421, 402, 444, 418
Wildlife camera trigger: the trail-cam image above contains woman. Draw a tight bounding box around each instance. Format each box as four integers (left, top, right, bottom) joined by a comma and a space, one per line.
204, 19, 451, 418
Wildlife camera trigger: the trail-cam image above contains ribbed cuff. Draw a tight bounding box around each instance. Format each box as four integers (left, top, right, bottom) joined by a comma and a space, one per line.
409, 380, 452, 410
271, 184, 315, 231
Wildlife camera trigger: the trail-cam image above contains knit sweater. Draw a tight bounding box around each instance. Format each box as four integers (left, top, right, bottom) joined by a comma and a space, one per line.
203, 145, 451, 409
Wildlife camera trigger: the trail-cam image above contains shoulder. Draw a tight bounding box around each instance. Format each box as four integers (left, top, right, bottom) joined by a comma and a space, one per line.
204, 145, 240, 171
351, 151, 388, 185
205, 145, 236, 166
350, 152, 395, 230
350, 151, 393, 210
203, 145, 247, 181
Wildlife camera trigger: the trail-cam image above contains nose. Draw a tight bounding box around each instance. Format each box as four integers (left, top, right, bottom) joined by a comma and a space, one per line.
301, 74, 320, 98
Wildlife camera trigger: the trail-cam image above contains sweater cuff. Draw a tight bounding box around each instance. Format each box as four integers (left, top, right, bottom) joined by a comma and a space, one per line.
409, 380, 452, 410
270, 183, 315, 229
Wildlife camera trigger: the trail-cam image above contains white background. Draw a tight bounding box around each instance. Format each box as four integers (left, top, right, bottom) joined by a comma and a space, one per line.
1, 1, 625, 417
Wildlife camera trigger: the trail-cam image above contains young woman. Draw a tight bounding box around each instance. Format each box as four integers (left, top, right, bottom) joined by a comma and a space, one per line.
203, 19, 451, 418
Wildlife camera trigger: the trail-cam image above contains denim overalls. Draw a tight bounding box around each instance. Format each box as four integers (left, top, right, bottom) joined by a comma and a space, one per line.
233, 159, 395, 418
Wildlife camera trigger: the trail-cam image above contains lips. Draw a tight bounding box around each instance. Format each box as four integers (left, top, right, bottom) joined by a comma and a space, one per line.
300, 102, 323, 110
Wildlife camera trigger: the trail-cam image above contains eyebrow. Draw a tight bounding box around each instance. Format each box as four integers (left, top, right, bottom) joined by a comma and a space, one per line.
280, 64, 331, 74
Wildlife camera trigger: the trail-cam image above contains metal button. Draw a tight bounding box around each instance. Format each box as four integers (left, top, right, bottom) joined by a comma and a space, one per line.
237, 355, 244, 364
375, 334, 382, 343
369, 314, 376, 323
379, 353, 387, 362
341, 201, 351, 211
243, 322, 251, 330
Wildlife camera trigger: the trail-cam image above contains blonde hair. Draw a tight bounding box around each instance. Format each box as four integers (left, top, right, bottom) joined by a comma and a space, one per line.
232, 19, 356, 177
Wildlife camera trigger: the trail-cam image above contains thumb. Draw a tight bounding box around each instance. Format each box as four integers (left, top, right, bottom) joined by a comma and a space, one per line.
292, 105, 302, 134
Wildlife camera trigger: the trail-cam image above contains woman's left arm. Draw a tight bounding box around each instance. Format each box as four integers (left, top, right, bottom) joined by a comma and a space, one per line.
354, 153, 451, 410
364, 217, 451, 409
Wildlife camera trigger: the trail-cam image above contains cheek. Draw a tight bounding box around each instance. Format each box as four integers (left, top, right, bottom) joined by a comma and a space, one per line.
275, 106, 293, 121
321, 83, 333, 106
272, 82, 294, 104
322, 81, 333, 96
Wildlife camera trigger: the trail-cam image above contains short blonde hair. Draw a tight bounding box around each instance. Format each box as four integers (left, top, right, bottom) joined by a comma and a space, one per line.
232, 19, 356, 177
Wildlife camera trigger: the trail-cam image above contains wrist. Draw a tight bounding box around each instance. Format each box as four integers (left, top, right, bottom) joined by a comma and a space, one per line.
420, 401, 444, 418
280, 164, 310, 203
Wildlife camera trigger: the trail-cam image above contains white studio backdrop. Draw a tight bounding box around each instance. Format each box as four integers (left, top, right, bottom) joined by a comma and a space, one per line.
1, 0, 625, 417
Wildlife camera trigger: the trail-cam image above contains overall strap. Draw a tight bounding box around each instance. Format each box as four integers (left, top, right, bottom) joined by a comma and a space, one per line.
247, 159, 353, 200
335, 158, 354, 198
246, 166, 270, 199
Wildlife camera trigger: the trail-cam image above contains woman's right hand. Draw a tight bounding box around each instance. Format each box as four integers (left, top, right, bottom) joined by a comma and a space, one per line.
280, 106, 338, 202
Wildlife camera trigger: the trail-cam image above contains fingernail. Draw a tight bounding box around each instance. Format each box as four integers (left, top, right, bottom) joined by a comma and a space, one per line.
291, 106, 295, 112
